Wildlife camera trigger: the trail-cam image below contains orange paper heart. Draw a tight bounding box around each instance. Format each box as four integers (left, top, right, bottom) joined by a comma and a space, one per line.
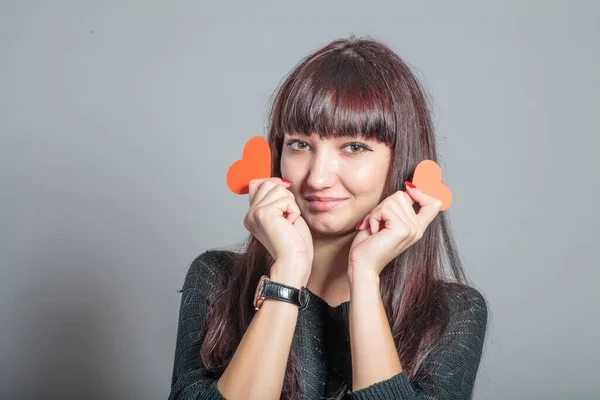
411, 159, 452, 210
226, 136, 272, 194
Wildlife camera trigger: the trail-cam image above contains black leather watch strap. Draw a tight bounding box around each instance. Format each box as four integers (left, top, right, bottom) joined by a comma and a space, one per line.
263, 280, 299, 304
259, 279, 310, 310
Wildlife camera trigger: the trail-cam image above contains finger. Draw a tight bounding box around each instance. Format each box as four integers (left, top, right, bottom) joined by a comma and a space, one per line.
382, 204, 407, 237
357, 190, 415, 233
404, 181, 417, 205
357, 206, 396, 235
248, 179, 259, 204
278, 196, 301, 225
257, 184, 291, 205
259, 186, 300, 224
405, 184, 443, 227
249, 178, 270, 206
250, 177, 290, 207
356, 212, 371, 231
257, 196, 301, 225
367, 205, 403, 236
394, 191, 421, 234
404, 182, 439, 205
368, 209, 383, 235
389, 192, 420, 239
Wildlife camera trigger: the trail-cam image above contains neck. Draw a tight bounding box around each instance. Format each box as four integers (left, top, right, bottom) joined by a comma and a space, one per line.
307, 228, 358, 301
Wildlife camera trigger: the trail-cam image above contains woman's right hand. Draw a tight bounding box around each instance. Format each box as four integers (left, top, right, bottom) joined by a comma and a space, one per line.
243, 177, 313, 286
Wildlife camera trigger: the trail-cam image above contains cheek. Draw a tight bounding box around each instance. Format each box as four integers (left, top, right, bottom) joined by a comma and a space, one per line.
352, 165, 380, 191
354, 165, 370, 180
346, 164, 387, 209
280, 158, 293, 179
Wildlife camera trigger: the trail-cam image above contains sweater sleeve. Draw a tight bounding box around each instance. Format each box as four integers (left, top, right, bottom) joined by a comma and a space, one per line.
344, 284, 488, 400
168, 251, 227, 400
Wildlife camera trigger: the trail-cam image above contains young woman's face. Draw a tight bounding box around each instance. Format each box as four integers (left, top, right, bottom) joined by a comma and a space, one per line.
280, 132, 392, 234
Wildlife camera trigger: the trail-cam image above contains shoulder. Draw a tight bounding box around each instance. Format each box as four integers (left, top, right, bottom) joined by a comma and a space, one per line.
182, 249, 237, 301
187, 249, 234, 280
411, 282, 489, 394
437, 280, 489, 330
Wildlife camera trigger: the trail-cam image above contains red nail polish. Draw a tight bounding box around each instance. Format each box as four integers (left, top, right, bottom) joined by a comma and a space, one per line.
282, 178, 292, 185
356, 219, 365, 230
405, 181, 416, 189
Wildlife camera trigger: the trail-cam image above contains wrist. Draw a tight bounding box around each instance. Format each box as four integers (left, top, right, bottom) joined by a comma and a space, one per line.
348, 268, 380, 288
270, 262, 309, 289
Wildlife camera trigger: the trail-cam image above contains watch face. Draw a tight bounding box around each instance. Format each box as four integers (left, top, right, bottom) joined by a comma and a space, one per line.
253, 275, 269, 309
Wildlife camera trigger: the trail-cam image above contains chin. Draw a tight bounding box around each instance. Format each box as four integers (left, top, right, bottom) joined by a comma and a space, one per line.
308, 219, 355, 235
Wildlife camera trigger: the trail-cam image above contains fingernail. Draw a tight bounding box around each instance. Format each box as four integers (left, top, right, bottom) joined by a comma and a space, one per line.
356, 219, 365, 230
282, 178, 292, 185
405, 181, 416, 189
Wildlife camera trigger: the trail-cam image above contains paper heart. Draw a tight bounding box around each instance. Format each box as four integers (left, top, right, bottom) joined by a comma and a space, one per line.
226, 136, 272, 195
411, 159, 452, 211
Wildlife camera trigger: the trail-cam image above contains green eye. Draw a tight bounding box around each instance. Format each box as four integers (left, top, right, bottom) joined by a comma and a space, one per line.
285, 140, 371, 154
286, 140, 309, 150
345, 142, 370, 153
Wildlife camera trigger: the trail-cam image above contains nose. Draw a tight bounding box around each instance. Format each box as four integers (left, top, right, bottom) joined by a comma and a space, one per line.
305, 147, 340, 190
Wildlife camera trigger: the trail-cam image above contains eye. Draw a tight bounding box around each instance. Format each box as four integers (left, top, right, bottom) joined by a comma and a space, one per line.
285, 140, 372, 154
343, 142, 371, 154
286, 140, 310, 151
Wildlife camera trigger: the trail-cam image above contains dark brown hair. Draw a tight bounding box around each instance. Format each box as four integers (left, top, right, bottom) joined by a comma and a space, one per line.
200, 35, 472, 399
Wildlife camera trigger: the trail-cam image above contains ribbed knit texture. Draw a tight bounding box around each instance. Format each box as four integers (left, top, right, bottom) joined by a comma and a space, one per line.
169, 250, 488, 400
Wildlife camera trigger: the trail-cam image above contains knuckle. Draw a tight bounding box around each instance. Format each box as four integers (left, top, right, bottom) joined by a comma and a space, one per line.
243, 213, 253, 229
254, 206, 265, 219
275, 184, 287, 195
395, 227, 409, 238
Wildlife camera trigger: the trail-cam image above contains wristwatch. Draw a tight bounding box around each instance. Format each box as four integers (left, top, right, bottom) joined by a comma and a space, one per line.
253, 274, 309, 311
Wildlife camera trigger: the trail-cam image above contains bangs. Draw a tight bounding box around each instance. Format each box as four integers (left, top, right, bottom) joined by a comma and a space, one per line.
277, 55, 397, 145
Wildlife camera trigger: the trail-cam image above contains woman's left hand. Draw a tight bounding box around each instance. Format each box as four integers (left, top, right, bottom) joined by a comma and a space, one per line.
348, 182, 443, 278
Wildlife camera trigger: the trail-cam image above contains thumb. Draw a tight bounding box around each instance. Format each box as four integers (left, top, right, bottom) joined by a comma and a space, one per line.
404, 181, 443, 224
404, 181, 436, 203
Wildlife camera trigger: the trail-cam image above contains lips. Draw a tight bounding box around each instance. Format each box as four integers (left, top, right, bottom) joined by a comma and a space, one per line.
307, 198, 347, 211
305, 196, 347, 202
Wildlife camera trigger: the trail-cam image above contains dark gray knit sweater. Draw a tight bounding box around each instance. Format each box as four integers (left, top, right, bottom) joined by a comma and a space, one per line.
169, 250, 488, 400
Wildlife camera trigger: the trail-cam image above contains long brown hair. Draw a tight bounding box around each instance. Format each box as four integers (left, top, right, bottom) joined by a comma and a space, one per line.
200, 35, 474, 399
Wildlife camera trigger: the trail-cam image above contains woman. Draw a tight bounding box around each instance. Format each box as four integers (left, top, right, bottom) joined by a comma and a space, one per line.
169, 36, 489, 400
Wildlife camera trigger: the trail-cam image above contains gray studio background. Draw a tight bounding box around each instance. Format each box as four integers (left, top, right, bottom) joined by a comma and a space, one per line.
1, 1, 598, 399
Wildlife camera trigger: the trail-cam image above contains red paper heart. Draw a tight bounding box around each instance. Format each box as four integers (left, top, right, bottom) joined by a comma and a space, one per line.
411, 160, 452, 210
226, 136, 271, 194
